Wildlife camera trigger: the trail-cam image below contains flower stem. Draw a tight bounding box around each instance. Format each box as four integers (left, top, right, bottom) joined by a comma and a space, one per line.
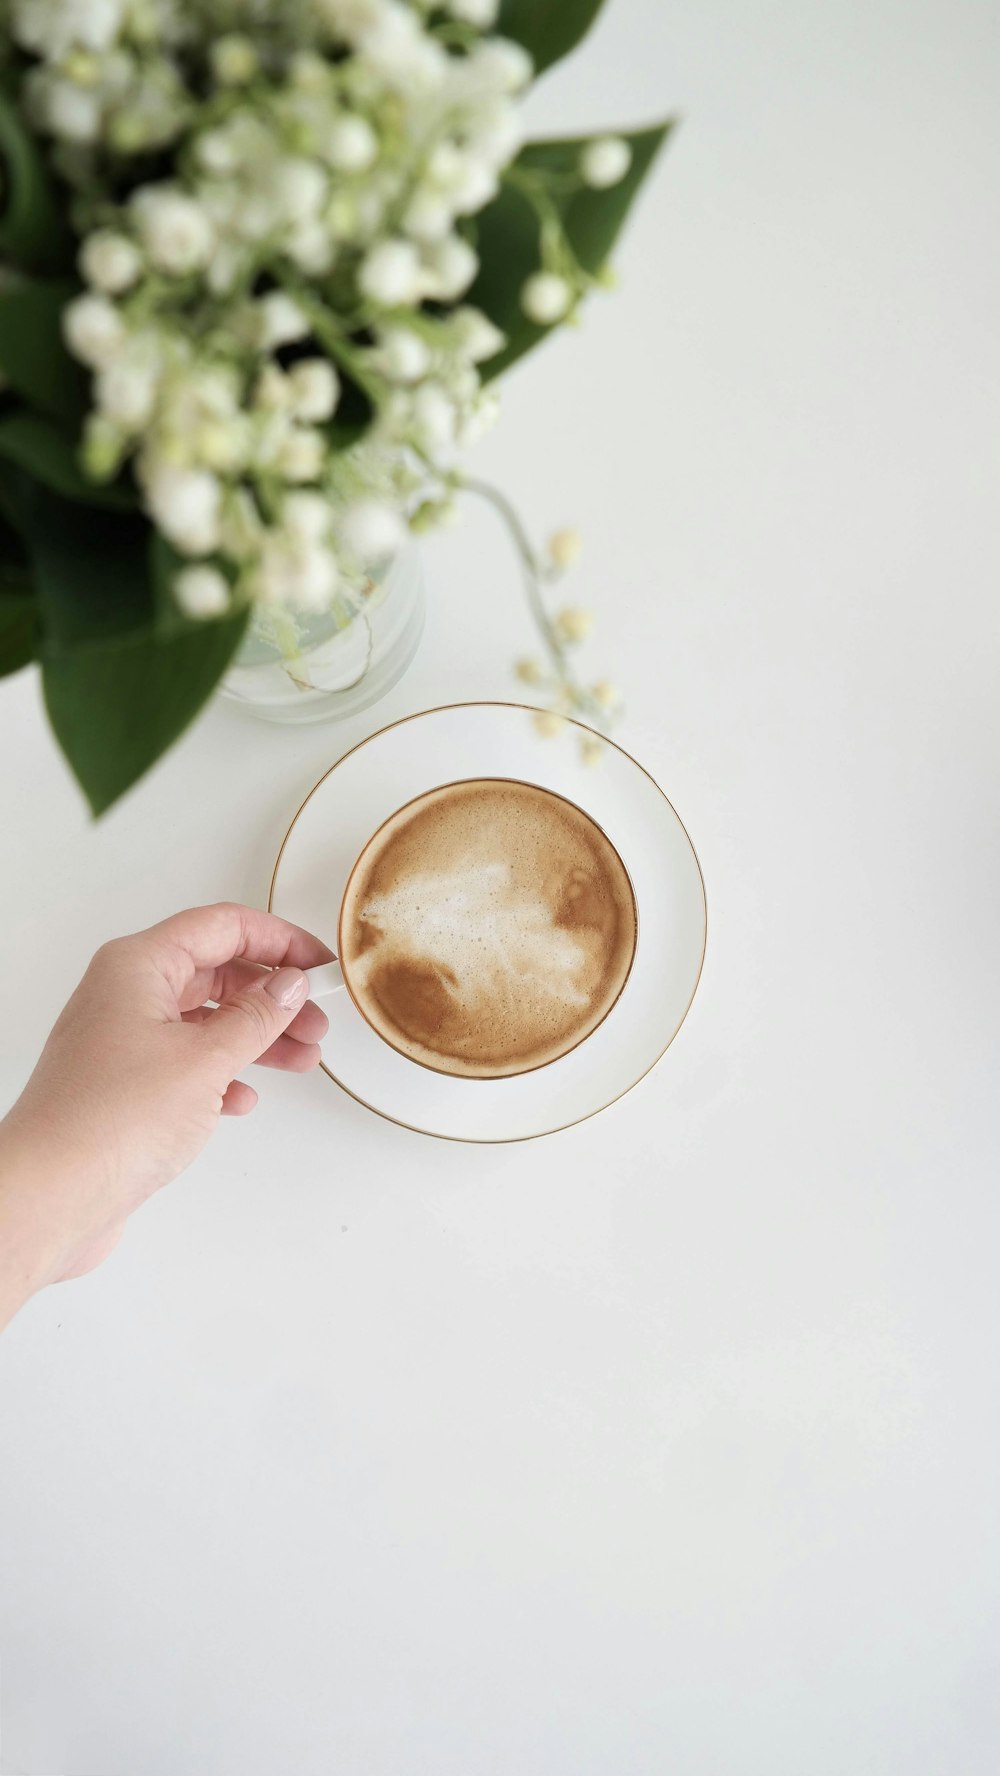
281, 281, 383, 405
456, 474, 606, 727
501, 165, 592, 286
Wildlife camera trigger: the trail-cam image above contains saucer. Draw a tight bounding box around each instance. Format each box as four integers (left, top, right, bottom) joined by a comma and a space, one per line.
268, 702, 707, 1142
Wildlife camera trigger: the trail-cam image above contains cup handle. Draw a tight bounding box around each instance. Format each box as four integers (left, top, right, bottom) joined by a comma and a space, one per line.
304, 960, 345, 1001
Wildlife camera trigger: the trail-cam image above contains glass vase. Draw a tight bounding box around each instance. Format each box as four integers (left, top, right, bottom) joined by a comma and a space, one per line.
220, 546, 425, 725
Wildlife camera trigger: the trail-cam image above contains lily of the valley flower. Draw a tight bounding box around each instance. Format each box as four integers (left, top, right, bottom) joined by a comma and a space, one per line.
520, 272, 573, 325
579, 136, 633, 189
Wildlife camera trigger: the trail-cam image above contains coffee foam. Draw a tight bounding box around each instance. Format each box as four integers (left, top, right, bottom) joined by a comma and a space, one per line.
340, 780, 636, 1078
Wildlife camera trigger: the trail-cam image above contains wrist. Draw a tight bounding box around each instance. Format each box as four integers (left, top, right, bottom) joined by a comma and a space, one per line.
0, 1113, 98, 1327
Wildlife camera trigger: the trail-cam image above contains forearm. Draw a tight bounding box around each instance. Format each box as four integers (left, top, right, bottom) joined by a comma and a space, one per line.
0, 1114, 91, 1330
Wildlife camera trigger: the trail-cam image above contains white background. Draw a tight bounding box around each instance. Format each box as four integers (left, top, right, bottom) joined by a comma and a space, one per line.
1, 0, 999, 1769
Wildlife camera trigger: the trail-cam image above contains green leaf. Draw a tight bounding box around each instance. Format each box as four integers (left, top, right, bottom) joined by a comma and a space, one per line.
0, 88, 73, 273
0, 279, 89, 425
0, 476, 40, 674
149, 529, 233, 641
0, 412, 137, 509
0, 475, 246, 811
472, 121, 675, 380
9, 472, 153, 649
325, 371, 373, 453
0, 578, 37, 677
497, 0, 607, 75
42, 605, 248, 814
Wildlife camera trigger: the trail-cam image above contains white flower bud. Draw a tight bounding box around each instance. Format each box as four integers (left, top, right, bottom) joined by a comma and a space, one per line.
287, 220, 336, 276
591, 679, 619, 710
275, 158, 327, 222
579, 136, 632, 190
421, 235, 478, 301
196, 419, 248, 473
402, 190, 454, 243
254, 364, 292, 411
62, 293, 125, 369
288, 546, 338, 612
206, 243, 243, 296
211, 35, 258, 86
220, 487, 262, 560
132, 186, 214, 275
450, 306, 505, 363
447, 363, 480, 405
81, 414, 126, 482
40, 78, 102, 143
100, 44, 135, 89
548, 527, 583, 571
520, 271, 572, 325
196, 365, 242, 420
284, 492, 331, 544
196, 127, 238, 174
289, 51, 329, 93
466, 100, 524, 169
447, 0, 499, 24
448, 155, 500, 217
464, 38, 533, 96
278, 427, 326, 482
79, 229, 142, 295
326, 190, 361, 241
411, 383, 455, 450
61, 47, 100, 81
339, 500, 405, 565
555, 606, 594, 643
15, 0, 123, 56
288, 358, 340, 422
255, 538, 338, 612
174, 565, 230, 620
255, 292, 311, 349
359, 5, 447, 92
359, 238, 423, 307
376, 327, 431, 383
426, 140, 464, 187
95, 357, 158, 429
236, 195, 278, 244
533, 710, 564, 738
145, 467, 222, 556
515, 657, 544, 685
457, 387, 500, 445
325, 113, 378, 172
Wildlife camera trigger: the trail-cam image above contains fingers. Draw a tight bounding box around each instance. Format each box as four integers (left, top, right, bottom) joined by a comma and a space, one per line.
222, 1080, 258, 1116
201, 965, 312, 1076
138, 904, 334, 1002
182, 996, 328, 1068
179, 955, 265, 1015
277, 996, 328, 1046
252, 1035, 323, 1073
179, 958, 330, 1025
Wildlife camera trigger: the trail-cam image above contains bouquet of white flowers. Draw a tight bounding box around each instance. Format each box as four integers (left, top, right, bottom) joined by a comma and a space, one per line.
0, 0, 671, 811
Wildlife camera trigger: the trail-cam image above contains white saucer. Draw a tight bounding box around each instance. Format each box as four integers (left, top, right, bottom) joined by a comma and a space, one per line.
268, 703, 707, 1142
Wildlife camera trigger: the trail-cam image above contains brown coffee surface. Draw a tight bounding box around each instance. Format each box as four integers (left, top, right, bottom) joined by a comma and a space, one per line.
339, 779, 636, 1078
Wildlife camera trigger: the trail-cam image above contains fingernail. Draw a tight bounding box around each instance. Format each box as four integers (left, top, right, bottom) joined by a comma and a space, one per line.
264, 967, 309, 1010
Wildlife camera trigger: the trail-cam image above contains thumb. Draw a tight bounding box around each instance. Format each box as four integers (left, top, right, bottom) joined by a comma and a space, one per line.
205, 967, 310, 1075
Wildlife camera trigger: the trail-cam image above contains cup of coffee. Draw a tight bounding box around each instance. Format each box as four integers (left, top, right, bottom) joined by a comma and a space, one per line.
305, 777, 637, 1079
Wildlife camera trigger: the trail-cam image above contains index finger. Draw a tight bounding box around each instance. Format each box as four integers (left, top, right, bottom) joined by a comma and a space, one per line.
137, 902, 334, 999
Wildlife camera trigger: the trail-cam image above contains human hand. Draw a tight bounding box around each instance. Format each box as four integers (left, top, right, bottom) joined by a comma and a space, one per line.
0, 903, 332, 1325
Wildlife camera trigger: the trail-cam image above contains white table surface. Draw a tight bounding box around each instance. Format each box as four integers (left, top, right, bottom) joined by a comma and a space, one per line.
1, 1, 998, 1770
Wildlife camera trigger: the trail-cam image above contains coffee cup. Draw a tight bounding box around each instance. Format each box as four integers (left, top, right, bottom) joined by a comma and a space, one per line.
304, 776, 637, 1080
